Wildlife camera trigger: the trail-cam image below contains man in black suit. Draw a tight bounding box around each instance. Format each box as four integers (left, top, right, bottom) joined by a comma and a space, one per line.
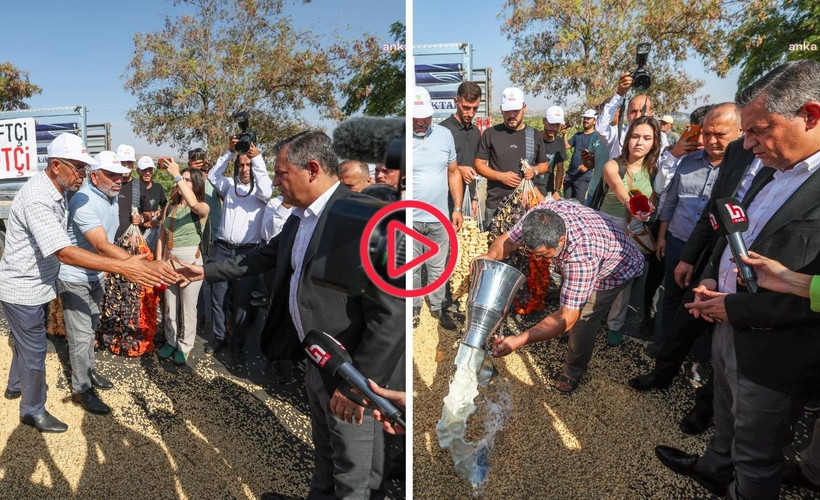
628, 137, 765, 433
655, 59, 820, 499
178, 131, 405, 499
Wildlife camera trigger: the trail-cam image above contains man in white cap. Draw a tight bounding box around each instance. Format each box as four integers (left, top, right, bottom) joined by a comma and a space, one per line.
660, 115, 679, 146
0, 134, 177, 433
114, 143, 140, 241
411, 86, 462, 330
475, 87, 548, 224
57, 150, 136, 416
538, 105, 568, 197
566, 108, 609, 203
136, 156, 167, 249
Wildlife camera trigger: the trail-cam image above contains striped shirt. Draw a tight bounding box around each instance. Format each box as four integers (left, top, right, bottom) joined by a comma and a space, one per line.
508, 200, 644, 310
0, 171, 72, 305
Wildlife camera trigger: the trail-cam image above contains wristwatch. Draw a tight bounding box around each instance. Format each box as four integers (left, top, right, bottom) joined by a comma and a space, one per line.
173, 175, 183, 183
453, 207, 462, 212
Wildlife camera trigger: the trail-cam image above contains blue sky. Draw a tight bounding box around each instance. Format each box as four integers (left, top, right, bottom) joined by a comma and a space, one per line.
413, 1, 741, 117
5, 0, 404, 156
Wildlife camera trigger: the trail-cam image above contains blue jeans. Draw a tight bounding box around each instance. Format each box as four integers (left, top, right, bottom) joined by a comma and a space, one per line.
412, 221, 451, 312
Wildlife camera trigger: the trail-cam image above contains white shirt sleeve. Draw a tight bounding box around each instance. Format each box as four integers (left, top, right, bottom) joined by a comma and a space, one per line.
596, 93, 624, 147
208, 151, 234, 196
251, 154, 274, 202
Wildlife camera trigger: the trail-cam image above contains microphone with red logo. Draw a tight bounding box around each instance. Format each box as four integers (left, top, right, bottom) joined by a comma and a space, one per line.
303, 330, 405, 430
714, 197, 758, 293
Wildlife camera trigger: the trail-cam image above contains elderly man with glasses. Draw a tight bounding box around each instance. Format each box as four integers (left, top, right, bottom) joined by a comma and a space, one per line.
478, 200, 644, 393
0, 134, 177, 433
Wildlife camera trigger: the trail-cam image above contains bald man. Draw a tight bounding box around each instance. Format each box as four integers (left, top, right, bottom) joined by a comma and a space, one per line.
596, 73, 669, 158
338, 160, 373, 192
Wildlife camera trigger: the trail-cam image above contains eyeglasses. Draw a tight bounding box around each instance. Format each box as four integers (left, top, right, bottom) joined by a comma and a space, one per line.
57, 158, 89, 176
522, 245, 553, 261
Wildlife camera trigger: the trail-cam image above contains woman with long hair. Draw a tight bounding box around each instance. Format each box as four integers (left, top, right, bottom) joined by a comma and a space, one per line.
598, 115, 660, 346
155, 160, 210, 365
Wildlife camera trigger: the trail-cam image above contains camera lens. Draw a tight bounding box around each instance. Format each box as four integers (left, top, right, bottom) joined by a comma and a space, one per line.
631, 68, 651, 92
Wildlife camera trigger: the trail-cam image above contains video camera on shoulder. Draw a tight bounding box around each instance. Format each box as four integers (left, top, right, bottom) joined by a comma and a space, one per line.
232, 110, 257, 154
631, 43, 652, 92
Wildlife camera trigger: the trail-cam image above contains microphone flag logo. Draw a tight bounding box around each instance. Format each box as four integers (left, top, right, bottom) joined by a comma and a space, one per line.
709, 212, 720, 230
725, 202, 747, 224
306, 344, 331, 368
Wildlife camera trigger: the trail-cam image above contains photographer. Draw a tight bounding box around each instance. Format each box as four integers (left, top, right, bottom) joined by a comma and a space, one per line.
596, 73, 668, 158
206, 136, 273, 365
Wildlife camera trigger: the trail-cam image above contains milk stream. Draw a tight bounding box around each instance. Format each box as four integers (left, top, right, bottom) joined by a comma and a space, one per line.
436, 343, 512, 491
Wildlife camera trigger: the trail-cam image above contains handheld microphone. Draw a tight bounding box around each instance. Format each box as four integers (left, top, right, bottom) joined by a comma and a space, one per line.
714, 197, 758, 293
303, 330, 405, 430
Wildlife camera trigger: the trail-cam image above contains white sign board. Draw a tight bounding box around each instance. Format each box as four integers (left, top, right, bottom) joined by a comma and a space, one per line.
0, 118, 37, 179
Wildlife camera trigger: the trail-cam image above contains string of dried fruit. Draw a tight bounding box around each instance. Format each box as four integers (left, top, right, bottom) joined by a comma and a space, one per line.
450, 217, 489, 309
96, 223, 159, 356
514, 254, 551, 315
46, 296, 67, 337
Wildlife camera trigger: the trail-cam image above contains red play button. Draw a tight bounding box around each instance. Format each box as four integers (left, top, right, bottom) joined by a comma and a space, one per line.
360, 200, 458, 298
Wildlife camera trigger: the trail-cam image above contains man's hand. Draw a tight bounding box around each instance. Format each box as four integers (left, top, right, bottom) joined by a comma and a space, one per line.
452, 211, 464, 231
616, 72, 633, 96
471, 200, 479, 218
521, 166, 535, 180
330, 389, 364, 425
119, 254, 178, 288
499, 171, 522, 188
247, 143, 260, 158
131, 213, 141, 225
686, 278, 718, 320
655, 237, 666, 261
367, 380, 405, 435
459, 166, 477, 184
229, 136, 238, 153
491, 333, 524, 357
671, 134, 701, 158
580, 149, 594, 170
173, 260, 205, 282
674, 261, 695, 289
685, 288, 729, 323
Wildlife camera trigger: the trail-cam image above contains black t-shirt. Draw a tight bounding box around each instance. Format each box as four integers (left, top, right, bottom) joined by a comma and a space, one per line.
534, 135, 567, 195
567, 132, 595, 181
141, 181, 167, 214
476, 124, 547, 209
116, 178, 142, 241
440, 114, 480, 203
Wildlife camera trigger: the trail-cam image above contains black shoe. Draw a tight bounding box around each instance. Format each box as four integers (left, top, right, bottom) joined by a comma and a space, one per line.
4, 388, 20, 400
781, 461, 820, 492
71, 389, 111, 415
679, 405, 713, 435
639, 315, 655, 337
20, 411, 68, 433
655, 445, 729, 496
232, 344, 246, 366
205, 338, 227, 355
628, 372, 672, 392
431, 309, 456, 330
89, 369, 113, 390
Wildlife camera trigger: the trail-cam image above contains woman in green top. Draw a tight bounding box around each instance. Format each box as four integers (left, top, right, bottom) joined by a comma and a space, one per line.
155, 160, 210, 365
598, 115, 661, 346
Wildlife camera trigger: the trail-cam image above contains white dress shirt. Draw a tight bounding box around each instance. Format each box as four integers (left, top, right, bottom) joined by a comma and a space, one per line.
261, 195, 293, 242
289, 182, 341, 341
718, 151, 820, 294
208, 150, 274, 245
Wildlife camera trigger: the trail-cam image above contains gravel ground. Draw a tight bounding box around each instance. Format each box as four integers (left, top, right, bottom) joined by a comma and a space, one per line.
0, 310, 405, 499
413, 292, 818, 500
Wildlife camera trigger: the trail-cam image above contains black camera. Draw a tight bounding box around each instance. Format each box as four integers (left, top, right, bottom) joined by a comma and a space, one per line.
232, 110, 257, 154
187, 148, 206, 163
631, 43, 652, 92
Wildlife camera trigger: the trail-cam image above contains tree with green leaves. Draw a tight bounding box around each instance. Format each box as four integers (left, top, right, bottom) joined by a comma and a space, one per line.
728, 0, 820, 89
0, 62, 41, 111
500, 0, 746, 113
124, 0, 347, 156
339, 22, 405, 117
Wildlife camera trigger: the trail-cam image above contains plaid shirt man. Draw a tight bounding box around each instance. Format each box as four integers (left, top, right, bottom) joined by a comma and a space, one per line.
508, 200, 644, 310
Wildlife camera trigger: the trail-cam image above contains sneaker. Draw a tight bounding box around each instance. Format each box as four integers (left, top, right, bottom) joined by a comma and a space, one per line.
805, 399, 820, 412
158, 344, 175, 359
606, 329, 622, 347
173, 350, 188, 366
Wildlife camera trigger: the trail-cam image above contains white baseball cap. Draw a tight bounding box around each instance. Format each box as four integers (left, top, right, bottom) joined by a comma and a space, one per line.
661, 115, 674, 124
46, 133, 98, 165
582, 109, 597, 119
137, 156, 155, 171
116, 144, 136, 162
412, 86, 434, 118
91, 151, 132, 174
545, 105, 565, 125
500, 87, 524, 111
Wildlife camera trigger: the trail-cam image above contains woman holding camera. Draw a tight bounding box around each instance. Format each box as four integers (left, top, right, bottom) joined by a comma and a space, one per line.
598, 115, 660, 346
155, 159, 210, 365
